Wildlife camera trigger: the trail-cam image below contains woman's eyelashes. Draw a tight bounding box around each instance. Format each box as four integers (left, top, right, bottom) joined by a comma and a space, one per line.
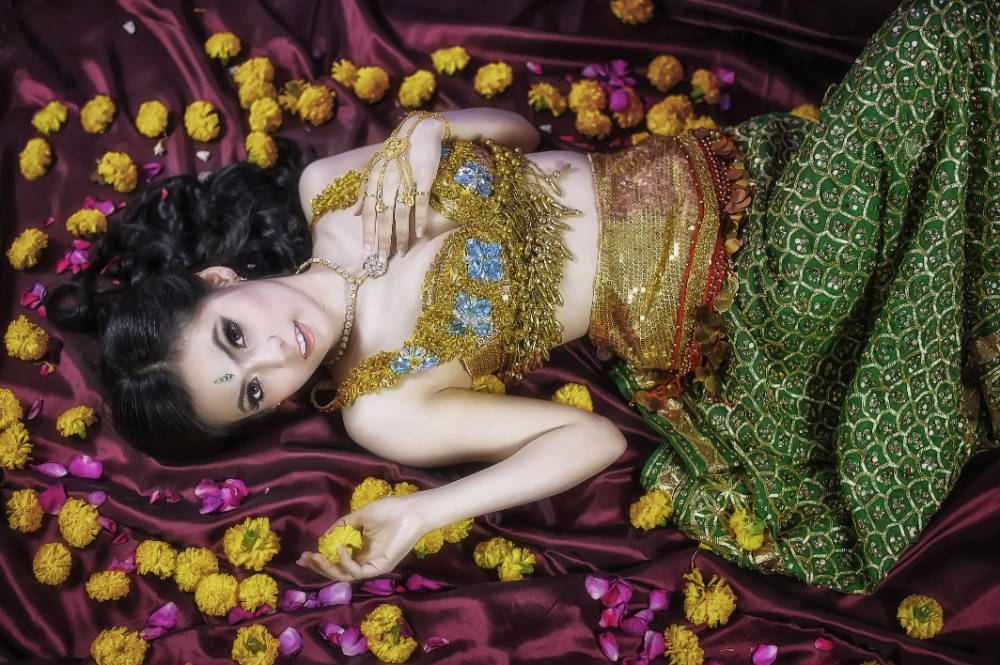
222, 318, 265, 409
247, 377, 264, 409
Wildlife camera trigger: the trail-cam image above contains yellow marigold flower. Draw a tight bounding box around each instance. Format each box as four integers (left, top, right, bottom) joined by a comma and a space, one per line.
245, 132, 278, 169
97, 151, 138, 193
249, 97, 282, 133
32, 100, 69, 135
691, 68, 720, 104
472, 374, 506, 394
66, 209, 108, 238
662, 624, 703, 665
684, 115, 717, 131
204, 32, 241, 61
7, 487, 43, 533
629, 491, 673, 530
223, 516, 280, 571
661, 94, 694, 119
91, 626, 148, 665
729, 509, 766, 551
0, 387, 23, 430
330, 58, 359, 87
392, 481, 419, 496
568, 79, 607, 112
648, 54, 684, 93
5, 315, 50, 361
19, 137, 52, 180
575, 109, 612, 140
135, 100, 169, 138
352, 477, 393, 511
196, 572, 239, 616
859, 661, 879, 665
136, 539, 178, 578
398, 69, 436, 109
897, 594, 944, 639
81, 94, 116, 134
318, 524, 364, 564
473, 537, 515, 569
443, 518, 474, 543
58, 497, 101, 548
474, 62, 513, 99
277, 80, 307, 113
174, 546, 219, 592
551, 382, 594, 412
527, 82, 567, 117
238, 573, 278, 611
238, 78, 277, 111
7, 227, 48, 270
613, 87, 644, 129
646, 102, 687, 138
611, 0, 654, 25
790, 102, 820, 122
297, 83, 335, 125
361, 604, 418, 664
234, 57, 274, 86
232, 624, 279, 665
683, 565, 737, 627
33, 541, 71, 585
86, 569, 130, 601
184, 100, 221, 142
413, 528, 444, 558
431, 46, 470, 75
354, 66, 391, 104
0, 421, 33, 470
497, 546, 535, 582
56, 404, 98, 439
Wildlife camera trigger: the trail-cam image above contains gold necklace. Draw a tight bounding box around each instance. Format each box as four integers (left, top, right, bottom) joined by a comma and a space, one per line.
295, 253, 388, 364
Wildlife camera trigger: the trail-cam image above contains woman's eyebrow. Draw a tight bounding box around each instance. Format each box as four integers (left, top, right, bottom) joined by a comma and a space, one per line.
212, 324, 247, 413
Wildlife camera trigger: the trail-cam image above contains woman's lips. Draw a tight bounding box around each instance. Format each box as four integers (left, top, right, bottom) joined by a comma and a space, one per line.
297, 320, 315, 360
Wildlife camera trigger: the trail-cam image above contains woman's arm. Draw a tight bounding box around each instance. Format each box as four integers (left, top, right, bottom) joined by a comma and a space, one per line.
441, 107, 541, 153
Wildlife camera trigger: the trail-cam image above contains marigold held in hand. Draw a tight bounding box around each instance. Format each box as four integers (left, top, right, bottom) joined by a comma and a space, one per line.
184, 100, 221, 141
474, 62, 513, 99
354, 66, 391, 104
398, 69, 436, 108
58, 497, 101, 548
232, 624, 279, 665
19, 137, 52, 181
90, 626, 147, 665
7, 228, 49, 270
5, 315, 49, 361
97, 151, 138, 193
80, 94, 116, 134
31, 100, 68, 135
318, 524, 364, 564
135, 100, 169, 137
135, 539, 178, 578
431, 46, 470, 75
56, 404, 98, 438
6, 488, 44, 533
0, 421, 33, 470
66, 208, 108, 238
33, 541, 71, 586
223, 515, 280, 570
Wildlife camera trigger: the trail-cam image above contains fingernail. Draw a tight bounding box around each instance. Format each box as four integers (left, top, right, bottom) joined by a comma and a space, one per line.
415, 227, 423, 238
399, 243, 407, 254
364, 242, 371, 252
379, 248, 387, 258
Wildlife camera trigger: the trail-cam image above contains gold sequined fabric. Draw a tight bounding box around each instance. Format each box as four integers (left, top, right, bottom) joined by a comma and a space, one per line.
309, 170, 364, 229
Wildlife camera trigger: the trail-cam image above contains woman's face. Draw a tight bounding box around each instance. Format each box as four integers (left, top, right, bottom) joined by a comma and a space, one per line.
176, 271, 334, 428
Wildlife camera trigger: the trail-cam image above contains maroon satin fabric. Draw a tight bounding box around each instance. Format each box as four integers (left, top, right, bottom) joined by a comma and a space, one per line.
1, 1, 997, 663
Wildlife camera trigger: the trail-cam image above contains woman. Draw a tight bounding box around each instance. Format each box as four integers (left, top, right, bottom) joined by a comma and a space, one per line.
50, 0, 998, 595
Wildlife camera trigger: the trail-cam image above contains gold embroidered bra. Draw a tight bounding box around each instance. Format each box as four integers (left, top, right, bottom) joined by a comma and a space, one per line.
308, 139, 581, 411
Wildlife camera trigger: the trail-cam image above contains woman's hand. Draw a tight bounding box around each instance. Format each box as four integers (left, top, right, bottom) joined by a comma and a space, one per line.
296, 493, 429, 582
354, 113, 447, 258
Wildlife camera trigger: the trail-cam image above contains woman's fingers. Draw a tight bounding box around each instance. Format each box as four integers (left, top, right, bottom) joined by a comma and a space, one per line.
393, 187, 411, 254
361, 186, 378, 254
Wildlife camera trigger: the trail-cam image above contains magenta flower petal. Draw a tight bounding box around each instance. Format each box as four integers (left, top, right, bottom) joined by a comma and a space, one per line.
339, 627, 368, 656
720, 93, 732, 112
318, 581, 352, 606
714, 67, 736, 87
611, 59, 629, 76
38, 482, 67, 514
599, 603, 626, 628
254, 604, 275, 617
362, 578, 398, 596
222, 478, 249, 498
399, 620, 415, 639
27, 398, 43, 421
814, 637, 834, 652
31, 461, 68, 478
582, 64, 600, 78
598, 632, 619, 661
620, 616, 650, 637
526, 61, 543, 75
602, 578, 633, 607
199, 496, 223, 514
112, 530, 130, 545
218, 486, 238, 511
634, 609, 654, 622
585, 575, 609, 600
641, 630, 665, 660
109, 550, 137, 572
280, 589, 308, 611
68, 454, 102, 479
751, 644, 779, 665
228, 606, 254, 624
20, 282, 46, 309
84, 196, 117, 216
164, 489, 182, 503
317, 621, 345, 644
148, 489, 163, 504
423, 636, 450, 652
303, 592, 321, 609
278, 627, 304, 656
146, 601, 179, 630
98, 515, 116, 533
44, 216, 54, 227
141, 163, 163, 181
609, 88, 630, 112
87, 491, 107, 507
648, 589, 670, 611
406, 574, 443, 592
194, 478, 220, 498
139, 626, 166, 641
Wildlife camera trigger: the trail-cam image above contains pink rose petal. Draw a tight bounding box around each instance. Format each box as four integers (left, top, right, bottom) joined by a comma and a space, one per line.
751, 644, 779, 665
648, 589, 670, 611
109, 550, 136, 572
228, 606, 254, 624
68, 454, 102, 479
317, 621, 344, 644
303, 592, 320, 609
720, 93, 732, 112
602, 578, 633, 607
164, 489, 182, 503
98, 515, 116, 533
399, 620, 414, 639
194, 477, 220, 498
27, 398, 43, 421
84, 196, 117, 216
715, 67, 736, 87
362, 578, 399, 596
609, 88, 630, 112
20, 282, 46, 309
620, 615, 650, 637
423, 636, 450, 652
222, 478, 249, 498
44, 216, 54, 227
339, 627, 368, 656
88, 491, 108, 508
38, 362, 56, 378
406, 574, 443, 592
38, 482, 67, 514
199, 496, 223, 514
585, 575, 609, 600
526, 61, 543, 75
141, 163, 162, 181
31, 461, 68, 478
318, 581, 352, 606
112, 530, 130, 545
598, 632, 619, 661
140, 601, 179, 641
641, 630, 665, 660
814, 637, 834, 652
279, 589, 308, 611
599, 603, 626, 628
278, 627, 303, 656
148, 489, 163, 504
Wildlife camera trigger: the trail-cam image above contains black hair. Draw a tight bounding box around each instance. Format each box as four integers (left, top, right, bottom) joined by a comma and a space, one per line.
47, 137, 315, 464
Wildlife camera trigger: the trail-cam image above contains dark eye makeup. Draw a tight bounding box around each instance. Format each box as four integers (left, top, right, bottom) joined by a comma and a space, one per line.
221, 318, 265, 410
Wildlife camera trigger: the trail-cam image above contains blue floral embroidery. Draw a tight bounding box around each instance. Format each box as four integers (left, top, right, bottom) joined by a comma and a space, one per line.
463, 238, 503, 282
447, 291, 494, 338
390, 345, 440, 374
454, 161, 493, 197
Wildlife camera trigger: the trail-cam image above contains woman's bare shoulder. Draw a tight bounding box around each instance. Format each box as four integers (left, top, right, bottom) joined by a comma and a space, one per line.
297, 143, 381, 217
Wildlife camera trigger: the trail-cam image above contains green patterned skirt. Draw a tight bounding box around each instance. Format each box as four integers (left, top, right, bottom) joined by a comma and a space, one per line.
613, 0, 1000, 594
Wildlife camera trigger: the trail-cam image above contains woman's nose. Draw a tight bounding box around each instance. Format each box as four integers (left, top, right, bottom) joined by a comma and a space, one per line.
249, 334, 288, 368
